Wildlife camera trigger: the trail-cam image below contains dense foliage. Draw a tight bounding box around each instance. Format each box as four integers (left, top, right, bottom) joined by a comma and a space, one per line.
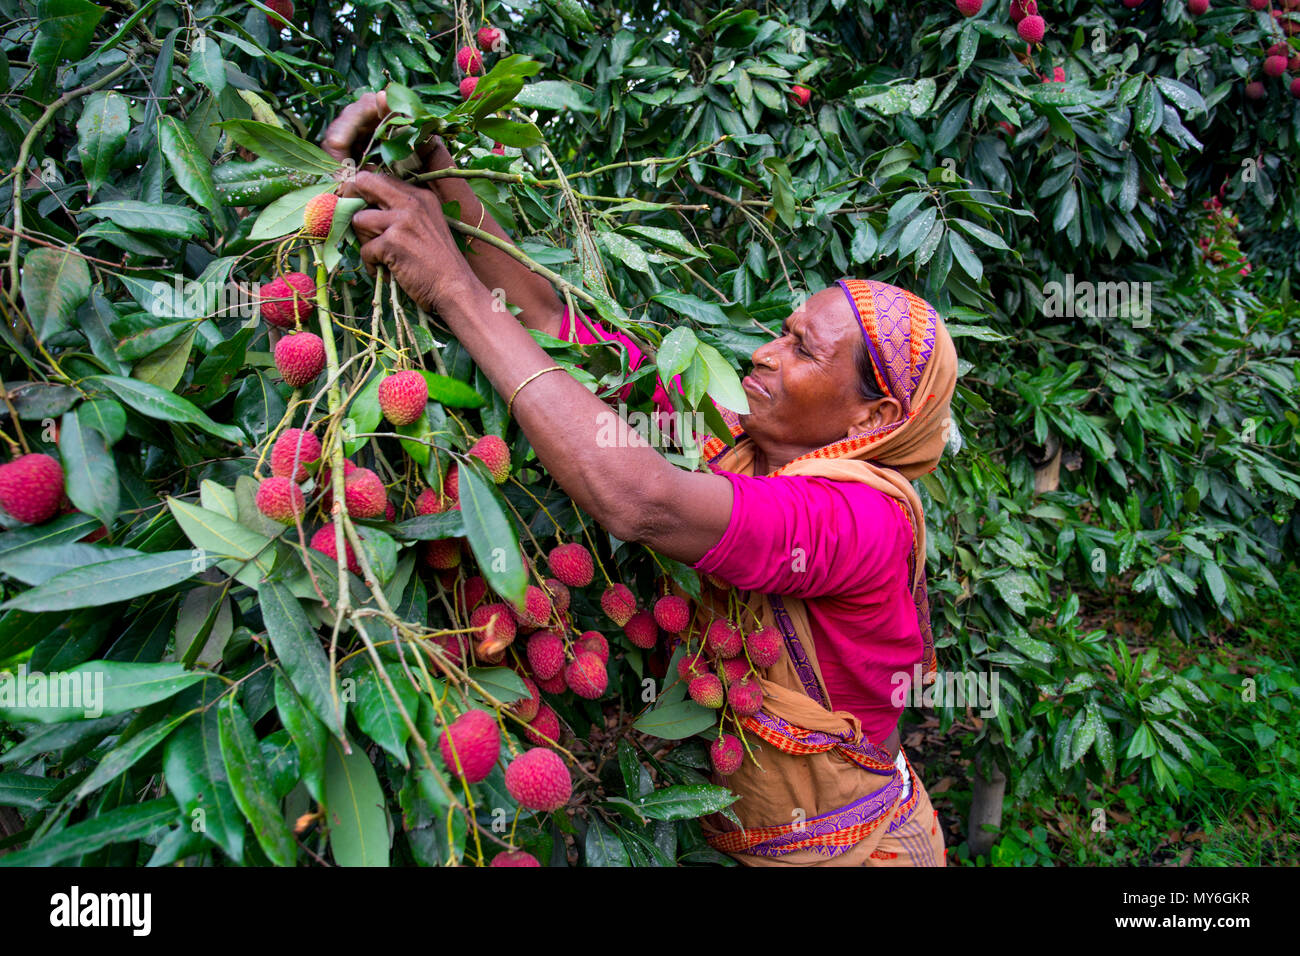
1, 0, 1297, 866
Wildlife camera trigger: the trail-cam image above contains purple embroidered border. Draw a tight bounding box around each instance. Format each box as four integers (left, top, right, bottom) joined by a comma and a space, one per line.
745, 770, 906, 858
767, 594, 827, 707
750, 710, 896, 769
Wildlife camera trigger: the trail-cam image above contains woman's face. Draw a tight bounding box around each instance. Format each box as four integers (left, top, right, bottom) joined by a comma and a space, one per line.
739, 287, 902, 464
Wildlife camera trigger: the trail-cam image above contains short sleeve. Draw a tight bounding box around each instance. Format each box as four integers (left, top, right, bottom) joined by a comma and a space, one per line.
692, 471, 910, 599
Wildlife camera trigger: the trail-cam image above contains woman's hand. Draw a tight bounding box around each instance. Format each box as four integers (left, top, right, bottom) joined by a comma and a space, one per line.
321, 91, 389, 165
350, 171, 481, 314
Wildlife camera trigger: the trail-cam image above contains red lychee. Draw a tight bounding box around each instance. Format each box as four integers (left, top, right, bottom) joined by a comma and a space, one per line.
303, 192, 338, 239
526, 630, 565, 680
689, 673, 725, 708
265, 0, 293, 28
576, 631, 609, 663
547, 542, 594, 587
544, 578, 571, 614
564, 651, 608, 699
423, 538, 461, 570
677, 651, 710, 681
719, 657, 751, 684
504, 748, 572, 812
270, 428, 321, 482
377, 370, 428, 427
471, 602, 517, 647
513, 585, 553, 630
1017, 14, 1045, 44
745, 626, 783, 668
623, 610, 659, 649
491, 143, 505, 156
438, 709, 499, 783
456, 46, 484, 75
255, 476, 306, 524
1291, 76, 1300, 97
259, 272, 315, 328
790, 85, 812, 107
1246, 80, 1267, 99
274, 331, 325, 388
1187, 0, 1208, 14
415, 487, 454, 515
535, 672, 567, 695
310, 523, 359, 574
460, 76, 479, 100
727, 677, 764, 716
477, 26, 503, 52
1010, 0, 1034, 21
600, 584, 636, 626
468, 434, 511, 483
459, 575, 488, 611
1264, 54, 1288, 77
524, 703, 560, 746
710, 735, 743, 776
956, 0, 982, 17
705, 619, 742, 659
0, 453, 64, 525
490, 850, 539, 867
343, 467, 386, 519
652, 595, 690, 634
511, 675, 541, 722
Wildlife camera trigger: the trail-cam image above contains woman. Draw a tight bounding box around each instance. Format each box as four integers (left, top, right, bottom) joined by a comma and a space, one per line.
323, 95, 957, 866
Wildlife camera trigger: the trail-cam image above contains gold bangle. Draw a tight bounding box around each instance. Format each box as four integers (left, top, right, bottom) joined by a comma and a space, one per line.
507, 365, 565, 418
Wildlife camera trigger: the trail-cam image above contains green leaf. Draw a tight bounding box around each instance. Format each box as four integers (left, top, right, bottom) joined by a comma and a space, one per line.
73, 711, 191, 801
218, 697, 297, 866
0, 797, 176, 867
0, 661, 209, 723
166, 497, 276, 586
21, 246, 91, 341
514, 80, 596, 113
164, 708, 245, 863
695, 342, 749, 414
84, 200, 208, 239
0, 550, 199, 613
392, 512, 466, 540
457, 462, 526, 607
0, 512, 101, 561
275, 674, 326, 802
466, 666, 529, 706
188, 31, 226, 97
75, 91, 129, 198
78, 398, 127, 445
632, 700, 717, 740
0, 542, 138, 586
28, 0, 105, 99
250, 182, 335, 240
633, 783, 738, 821
212, 156, 322, 206
324, 735, 390, 867
657, 326, 700, 383
58, 409, 119, 530
418, 371, 486, 408
87, 374, 245, 443
583, 814, 631, 866
476, 117, 544, 147
0, 771, 57, 809
159, 116, 219, 213
349, 655, 418, 766
259, 580, 346, 738
215, 120, 341, 174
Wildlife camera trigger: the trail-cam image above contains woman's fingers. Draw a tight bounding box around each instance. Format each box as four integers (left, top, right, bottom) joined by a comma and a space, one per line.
321, 90, 390, 163
350, 207, 396, 244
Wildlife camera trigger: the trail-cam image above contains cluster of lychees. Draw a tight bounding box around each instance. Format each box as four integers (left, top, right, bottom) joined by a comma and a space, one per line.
1246, 39, 1300, 100
457, 25, 507, 102
1195, 193, 1253, 277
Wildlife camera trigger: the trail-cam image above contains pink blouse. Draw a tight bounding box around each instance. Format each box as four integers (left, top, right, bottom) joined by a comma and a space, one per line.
559, 309, 921, 745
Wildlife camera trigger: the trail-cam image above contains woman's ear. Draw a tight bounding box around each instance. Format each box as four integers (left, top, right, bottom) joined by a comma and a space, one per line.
847, 396, 903, 436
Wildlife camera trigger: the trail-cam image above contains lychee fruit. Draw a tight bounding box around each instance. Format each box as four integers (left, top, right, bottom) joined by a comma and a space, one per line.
491, 143, 505, 156
1291, 76, 1300, 97
303, 192, 338, 239
727, 677, 764, 716
689, 673, 725, 708
956, 0, 982, 17
456, 46, 484, 75
460, 76, 479, 100
259, 272, 315, 328
623, 610, 659, 649
535, 672, 567, 695
600, 584, 636, 626
505, 748, 571, 812
423, 538, 461, 570
1010, 0, 1034, 21
790, 85, 812, 106
576, 631, 609, 663
1017, 14, 1045, 44
1265, 54, 1288, 77
415, 487, 454, 515
343, 467, 386, 519
1246, 80, 1267, 99
1267, 42, 1289, 58
459, 575, 488, 611
477, 26, 503, 51
255, 476, 306, 524
705, 619, 743, 659
526, 630, 565, 680
270, 428, 321, 482
513, 585, 553, 630
310, 523, 359, 574
471, 602, 517, 646
0, 453, 64, 525
710, 735, 744, 776
377, 370, 428, 427
745, 627, 783, 668
652, 595, 690, 634
468, 434, 510, 483
1187, 0, 1208, 14
490, 850, 539, 867
438, 709, 499, 783
565, 651, 608, 699
265, 0, 293, 28
511, 675, 541, 722
544, 578, 570, 614
442, 465, 460, 503
1251, 0, 1269, 9
547, 542, 594, 587
524, 703, 560, 746
677, 652, 710, 681
719, 657, 751, 684
274, 331, 325, 389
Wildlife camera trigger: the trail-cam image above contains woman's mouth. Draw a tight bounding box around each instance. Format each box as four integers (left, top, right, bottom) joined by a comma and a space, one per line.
742, 375, 770, 399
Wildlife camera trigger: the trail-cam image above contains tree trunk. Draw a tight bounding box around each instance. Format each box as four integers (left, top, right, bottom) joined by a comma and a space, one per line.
968, 757, 1006, 859
1032, 434, 1061, 494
